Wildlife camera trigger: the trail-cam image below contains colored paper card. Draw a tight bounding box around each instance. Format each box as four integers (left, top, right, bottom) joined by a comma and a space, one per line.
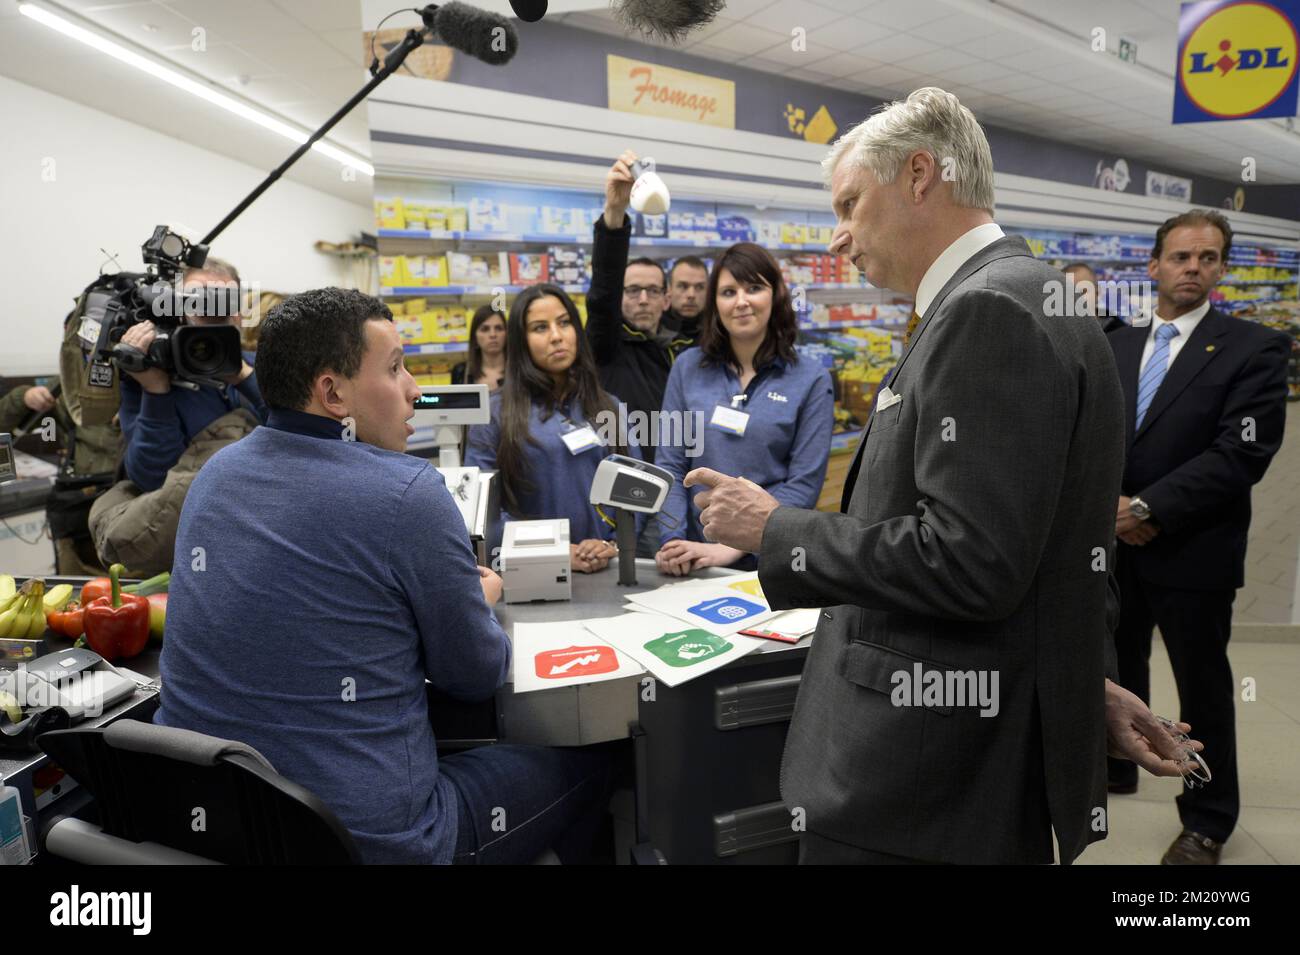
583, 611, 764, 688
623, 571, 777, 636
511, 621, 643, 694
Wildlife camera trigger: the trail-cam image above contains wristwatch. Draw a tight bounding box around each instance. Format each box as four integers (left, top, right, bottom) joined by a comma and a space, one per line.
1130, 497, 1152, 522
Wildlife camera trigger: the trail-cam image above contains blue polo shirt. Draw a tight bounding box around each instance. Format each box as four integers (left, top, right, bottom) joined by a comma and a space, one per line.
465, 391, 642, 544
657, 348, 834, 547
156, 407, 510, 864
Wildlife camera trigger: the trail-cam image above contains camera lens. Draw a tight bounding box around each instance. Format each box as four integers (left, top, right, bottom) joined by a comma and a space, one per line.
173, 325, 241, 379
183, 332, 219, 374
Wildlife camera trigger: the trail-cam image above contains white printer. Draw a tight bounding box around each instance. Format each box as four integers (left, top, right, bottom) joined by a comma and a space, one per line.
500, 519, 571, 603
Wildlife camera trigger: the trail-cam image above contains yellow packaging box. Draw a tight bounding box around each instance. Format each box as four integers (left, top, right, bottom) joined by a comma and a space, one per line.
377, 198, 406, 230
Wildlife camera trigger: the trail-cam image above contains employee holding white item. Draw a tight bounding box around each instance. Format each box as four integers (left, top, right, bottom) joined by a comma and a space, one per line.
466, 284, 642, 574
654, 243, 834, 575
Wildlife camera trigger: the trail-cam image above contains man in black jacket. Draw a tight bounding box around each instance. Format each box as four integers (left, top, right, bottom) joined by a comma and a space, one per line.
1108, 209, 1290, 865
663, 255, 709, 342
586, 150, 696, 462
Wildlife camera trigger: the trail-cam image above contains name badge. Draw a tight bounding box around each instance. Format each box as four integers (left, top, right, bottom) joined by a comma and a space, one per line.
710, 405, 750, 436
78, 316, 102, 349
561, 424, 600, 455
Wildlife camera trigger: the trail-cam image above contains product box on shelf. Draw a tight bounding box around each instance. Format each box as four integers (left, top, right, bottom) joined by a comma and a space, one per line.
447, 251, 509, 285
549, 246, 591, 285
376, 198, 405, 230
510, 253, 549, 285
409, 255, 449, 287
638, 212, 668, 238
468, 198, 505, 232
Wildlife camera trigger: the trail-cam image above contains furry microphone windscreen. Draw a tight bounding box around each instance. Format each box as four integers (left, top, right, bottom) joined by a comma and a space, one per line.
612, 0, 727, 44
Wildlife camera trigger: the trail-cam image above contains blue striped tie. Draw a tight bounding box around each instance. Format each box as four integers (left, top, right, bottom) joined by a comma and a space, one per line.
1135, 323, 1180, 428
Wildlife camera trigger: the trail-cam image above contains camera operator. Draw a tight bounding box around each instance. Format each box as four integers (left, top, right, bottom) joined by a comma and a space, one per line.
89, 257, 268, 574
0, 304, 125, 574
115, 257, 267, 492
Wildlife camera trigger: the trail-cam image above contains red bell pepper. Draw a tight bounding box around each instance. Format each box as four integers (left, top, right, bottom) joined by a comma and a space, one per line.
46, 602, 86, 639
82, 564, 150, 662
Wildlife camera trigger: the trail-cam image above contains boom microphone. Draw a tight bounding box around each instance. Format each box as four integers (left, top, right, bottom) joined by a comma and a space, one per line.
507, 0, 548, 22
612, 0, 726, 43
431, 2, 519, 65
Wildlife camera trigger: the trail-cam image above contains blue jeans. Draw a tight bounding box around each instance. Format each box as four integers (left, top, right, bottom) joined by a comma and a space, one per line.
442, 742, 622, 864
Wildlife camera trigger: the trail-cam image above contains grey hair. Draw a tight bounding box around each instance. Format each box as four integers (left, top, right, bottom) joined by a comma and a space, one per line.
822, 87, 996, 214
184, 255, 240, 284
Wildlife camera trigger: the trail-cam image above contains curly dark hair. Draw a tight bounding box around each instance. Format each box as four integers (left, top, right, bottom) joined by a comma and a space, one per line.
255, 287, 393, 411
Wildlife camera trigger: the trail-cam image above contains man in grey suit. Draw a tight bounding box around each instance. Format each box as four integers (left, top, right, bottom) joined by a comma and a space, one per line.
685, 88, 1201, 864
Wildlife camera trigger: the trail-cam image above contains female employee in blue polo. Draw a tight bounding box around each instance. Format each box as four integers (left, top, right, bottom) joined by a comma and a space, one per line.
655, 243, 834, 575
466, 283, 639, 574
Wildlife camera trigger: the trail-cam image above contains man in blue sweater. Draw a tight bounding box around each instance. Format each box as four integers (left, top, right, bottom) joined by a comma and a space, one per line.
117, 258, 267, 492
156, 287, 616, 864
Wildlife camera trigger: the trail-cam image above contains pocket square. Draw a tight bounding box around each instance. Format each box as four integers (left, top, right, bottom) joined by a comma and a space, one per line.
877, 387, 902, 411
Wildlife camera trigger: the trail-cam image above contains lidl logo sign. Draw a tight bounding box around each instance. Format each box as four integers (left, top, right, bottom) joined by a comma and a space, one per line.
1174, 0, 1300, 122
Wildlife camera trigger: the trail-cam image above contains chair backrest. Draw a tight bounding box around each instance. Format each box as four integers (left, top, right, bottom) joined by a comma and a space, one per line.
40, 724, 362, 864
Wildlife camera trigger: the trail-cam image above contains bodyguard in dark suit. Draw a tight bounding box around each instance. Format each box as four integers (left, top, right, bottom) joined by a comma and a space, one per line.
1108, 209, 1289, 865
682, 88, 1201, 865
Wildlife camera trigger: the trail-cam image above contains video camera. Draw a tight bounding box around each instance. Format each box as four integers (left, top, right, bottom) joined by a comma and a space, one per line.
85, 226, 244, 385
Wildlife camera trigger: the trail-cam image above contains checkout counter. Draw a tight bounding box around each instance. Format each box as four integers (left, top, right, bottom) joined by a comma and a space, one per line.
3, 566, 806, 866
432, 559, 810, 865
1, 385, 810, 865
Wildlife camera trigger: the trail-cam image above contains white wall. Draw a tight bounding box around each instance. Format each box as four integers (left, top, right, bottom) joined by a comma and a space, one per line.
0, 74, 373, 376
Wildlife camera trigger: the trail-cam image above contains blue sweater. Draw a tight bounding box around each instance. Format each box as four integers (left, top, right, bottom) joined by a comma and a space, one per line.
155, 408, 511, 864
118, 353, 267, 492
657, 348, 834, 546
465, 391, 641, 544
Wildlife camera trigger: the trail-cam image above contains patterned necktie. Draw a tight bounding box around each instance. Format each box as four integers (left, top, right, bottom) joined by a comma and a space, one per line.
1135, 323, 1180, 428
903, 310, 921, 348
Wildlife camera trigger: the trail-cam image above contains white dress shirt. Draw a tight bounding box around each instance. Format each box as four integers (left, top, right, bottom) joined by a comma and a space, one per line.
914, 222, 1006, 318
1139, 299, 1211, 371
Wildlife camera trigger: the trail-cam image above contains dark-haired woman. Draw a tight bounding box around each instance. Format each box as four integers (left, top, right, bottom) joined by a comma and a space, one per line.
450, 305, 506, 391
654, 243, 834, 575
466, 284, 640, 574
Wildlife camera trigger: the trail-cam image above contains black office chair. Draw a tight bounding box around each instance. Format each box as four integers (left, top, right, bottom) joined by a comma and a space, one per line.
38, 720, 361, 865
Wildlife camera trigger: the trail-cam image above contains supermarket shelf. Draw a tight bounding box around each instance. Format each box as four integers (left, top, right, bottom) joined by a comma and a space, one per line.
376, 228, 835, 252
381, 284, 587, 297
403, 342, 468, 355
1219, 279, 1300, 286
382, 282, 877, 297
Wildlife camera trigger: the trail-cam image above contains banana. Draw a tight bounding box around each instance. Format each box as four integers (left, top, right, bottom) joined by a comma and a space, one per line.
27, 596, 50, 638
9, 594, 36, 641
0, 574, 14, 602
0, 690, 21, 725
43, 583, 74, 613
0, 596, 22, 638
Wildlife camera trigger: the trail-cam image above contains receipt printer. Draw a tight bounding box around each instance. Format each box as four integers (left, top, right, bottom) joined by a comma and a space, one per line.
500, 518, 571, 603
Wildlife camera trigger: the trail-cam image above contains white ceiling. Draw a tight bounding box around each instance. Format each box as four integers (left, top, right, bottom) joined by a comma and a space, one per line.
558, 0, 1300, 189
0, 0, 374, 204
2, 0, 1298, 219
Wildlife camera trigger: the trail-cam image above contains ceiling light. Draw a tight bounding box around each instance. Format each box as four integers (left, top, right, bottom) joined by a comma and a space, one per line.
17, 2, 374, 176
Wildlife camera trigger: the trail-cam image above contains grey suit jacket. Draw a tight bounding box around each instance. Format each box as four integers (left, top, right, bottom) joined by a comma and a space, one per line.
758, 236, 1125, 864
